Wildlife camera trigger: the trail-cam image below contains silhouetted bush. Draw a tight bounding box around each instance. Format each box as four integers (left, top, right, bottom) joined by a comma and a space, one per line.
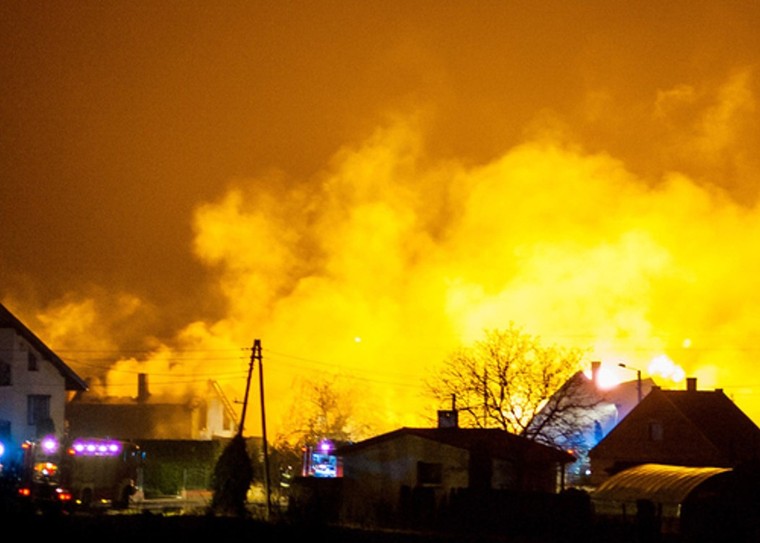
210, 434, 253, 516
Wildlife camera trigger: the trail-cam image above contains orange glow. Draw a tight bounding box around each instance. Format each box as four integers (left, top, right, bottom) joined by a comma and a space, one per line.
590, 356, 687, 390
2, 3, 760, 441
585, 364, 621, 390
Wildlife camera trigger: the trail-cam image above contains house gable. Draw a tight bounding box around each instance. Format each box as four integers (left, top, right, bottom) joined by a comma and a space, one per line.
0, 303, 87, 391
591, 389, 721, 468
589, 384, 760, 485
664, 388, 760, 460
0, 302, 88, 453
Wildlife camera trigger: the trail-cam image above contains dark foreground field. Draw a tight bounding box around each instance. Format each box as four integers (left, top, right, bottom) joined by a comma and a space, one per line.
2, 506, 755, 543
1, 512, 523, 542
0, 510, 670, 543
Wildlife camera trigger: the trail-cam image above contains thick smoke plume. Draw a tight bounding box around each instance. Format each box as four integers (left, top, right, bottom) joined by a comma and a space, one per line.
22, 68, 760, 438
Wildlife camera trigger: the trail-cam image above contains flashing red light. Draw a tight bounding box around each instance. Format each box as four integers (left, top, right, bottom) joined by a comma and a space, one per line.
56, 488, 73, 502
18, 487, 31, 497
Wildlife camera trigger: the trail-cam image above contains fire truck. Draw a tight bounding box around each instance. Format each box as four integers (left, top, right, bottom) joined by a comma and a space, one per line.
17, 436, 144, 511
16, 436, 73, 512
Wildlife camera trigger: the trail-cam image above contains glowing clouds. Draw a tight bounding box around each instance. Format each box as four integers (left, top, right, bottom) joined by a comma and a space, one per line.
648, 354, 686, 385
183, 117, 760, 434
29, 97, 760, 436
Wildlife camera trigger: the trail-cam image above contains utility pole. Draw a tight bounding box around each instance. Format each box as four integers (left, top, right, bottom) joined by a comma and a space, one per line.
238, 341, 256, 435
619, 363, 643, 403
253, 339, 271, 519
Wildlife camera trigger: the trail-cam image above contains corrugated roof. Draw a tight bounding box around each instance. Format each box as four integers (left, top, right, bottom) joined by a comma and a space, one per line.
591, 463, 732, 505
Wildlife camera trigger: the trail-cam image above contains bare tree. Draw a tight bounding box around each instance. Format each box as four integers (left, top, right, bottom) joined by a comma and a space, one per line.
428, 323, 597, 446
272, 375, 375, 480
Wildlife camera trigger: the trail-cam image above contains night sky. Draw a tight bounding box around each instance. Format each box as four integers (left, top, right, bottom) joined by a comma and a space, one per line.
2, 1, 760, 438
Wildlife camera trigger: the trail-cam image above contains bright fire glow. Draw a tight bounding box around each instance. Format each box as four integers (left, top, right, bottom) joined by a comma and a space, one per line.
6, 4, 760, 440
587, 365, 621, 390
648, 354, 686, 384
591, 355, 687, 390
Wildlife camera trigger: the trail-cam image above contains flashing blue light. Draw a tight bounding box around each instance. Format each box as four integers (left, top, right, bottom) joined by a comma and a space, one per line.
40, 436, 59, 454
318, 439, 334, 454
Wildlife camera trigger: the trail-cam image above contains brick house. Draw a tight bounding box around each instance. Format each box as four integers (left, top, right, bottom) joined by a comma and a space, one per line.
588, 377, 760, 486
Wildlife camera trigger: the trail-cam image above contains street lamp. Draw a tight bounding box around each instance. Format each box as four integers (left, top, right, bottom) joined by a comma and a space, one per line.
618, 363, 642, 403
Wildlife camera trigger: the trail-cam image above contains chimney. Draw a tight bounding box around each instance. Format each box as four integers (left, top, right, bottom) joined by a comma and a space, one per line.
591, 361, 601, 386
686, 377, 697, 392
437, 409, 458, 428
137, 373, 150, 403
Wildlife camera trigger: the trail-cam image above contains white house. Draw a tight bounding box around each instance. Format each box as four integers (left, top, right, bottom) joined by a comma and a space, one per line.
0, 302, 87, 468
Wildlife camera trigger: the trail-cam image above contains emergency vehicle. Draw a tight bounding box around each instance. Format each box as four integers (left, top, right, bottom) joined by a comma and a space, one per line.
17, 436, 144, 510
16, 436, 72, 512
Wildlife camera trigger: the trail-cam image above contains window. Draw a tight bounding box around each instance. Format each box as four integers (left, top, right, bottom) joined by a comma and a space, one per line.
27, 395, 51, 426
0, 359, 10, 386
417, 461, 442, 486
28, 351, 38, 371
0, 419, 10, 441
648, 421, 663, 441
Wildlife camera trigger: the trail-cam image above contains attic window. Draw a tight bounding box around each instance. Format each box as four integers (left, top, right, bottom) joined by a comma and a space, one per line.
0, 359, 10, 386
648, 421, 663, 441
417, 461, 442, 486
28, 352, 38, 371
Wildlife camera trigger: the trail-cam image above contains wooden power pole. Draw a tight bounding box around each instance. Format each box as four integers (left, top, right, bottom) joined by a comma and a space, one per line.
253, 339, 272, 518
238, 341, 256, 436
237, 340, 271, 518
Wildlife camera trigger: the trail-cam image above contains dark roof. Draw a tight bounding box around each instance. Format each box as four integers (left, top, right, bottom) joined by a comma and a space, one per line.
335, 427, 575, 465
0, 302, 88, 391
590, 386, 760, 465
659, 388, 760, 458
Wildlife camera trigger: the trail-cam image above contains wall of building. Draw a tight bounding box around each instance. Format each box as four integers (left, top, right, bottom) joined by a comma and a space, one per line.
0, 328, 67, 451
589, 393, 726, 485
339, 434, 469, 527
